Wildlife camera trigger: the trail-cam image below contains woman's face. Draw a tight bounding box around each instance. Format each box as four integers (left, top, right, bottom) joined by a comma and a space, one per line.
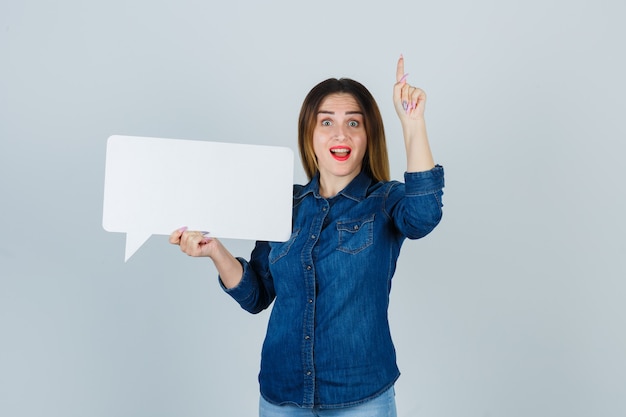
312, 93, 367, 185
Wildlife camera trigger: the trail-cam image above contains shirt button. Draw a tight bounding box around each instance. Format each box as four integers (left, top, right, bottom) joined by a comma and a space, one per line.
304, 335, 310, 340
306, 265, 312, 270
306, 371, 312, 376
308, 299, 313, 303
354, 225, 359, 230
311, 234, 316, 239
322, 207, 327, 211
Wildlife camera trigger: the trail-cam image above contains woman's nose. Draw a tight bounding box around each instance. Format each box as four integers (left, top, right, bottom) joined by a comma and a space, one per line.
333, 125, 347, 140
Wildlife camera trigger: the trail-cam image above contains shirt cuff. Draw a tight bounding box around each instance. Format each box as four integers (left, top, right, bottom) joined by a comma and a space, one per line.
219, 257, 256, 302
404, 165, 445, 196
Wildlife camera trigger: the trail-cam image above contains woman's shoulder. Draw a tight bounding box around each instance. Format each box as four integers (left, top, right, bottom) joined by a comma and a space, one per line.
367, 179, 403, 197
293, 184, 306, 197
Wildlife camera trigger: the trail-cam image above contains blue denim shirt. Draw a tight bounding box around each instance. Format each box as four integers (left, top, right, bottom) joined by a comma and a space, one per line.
222, 166, 444, 409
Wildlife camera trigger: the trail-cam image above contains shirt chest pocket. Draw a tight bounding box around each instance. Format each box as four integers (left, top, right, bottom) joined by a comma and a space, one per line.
336, 214, 374, 254
269, 229, 300, 264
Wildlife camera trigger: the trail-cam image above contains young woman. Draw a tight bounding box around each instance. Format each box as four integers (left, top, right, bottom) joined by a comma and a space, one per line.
170, 56, 445, 416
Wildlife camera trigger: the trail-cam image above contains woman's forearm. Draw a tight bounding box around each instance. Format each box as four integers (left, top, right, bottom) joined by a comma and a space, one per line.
210, 239, 244, 289
403, 118, 435, 173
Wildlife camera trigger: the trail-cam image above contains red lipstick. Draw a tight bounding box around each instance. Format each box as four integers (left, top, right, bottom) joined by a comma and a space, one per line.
330, 146, 351, 161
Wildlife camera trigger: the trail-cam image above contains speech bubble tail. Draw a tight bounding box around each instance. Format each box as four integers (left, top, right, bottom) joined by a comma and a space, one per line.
124, 232, 152, 262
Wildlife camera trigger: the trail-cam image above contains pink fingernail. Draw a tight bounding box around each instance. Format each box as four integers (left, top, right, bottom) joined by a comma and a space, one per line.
178, 226, 188, 232
399, 73, 409, 83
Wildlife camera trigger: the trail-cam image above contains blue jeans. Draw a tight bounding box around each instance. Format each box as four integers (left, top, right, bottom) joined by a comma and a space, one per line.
259, 386, 397, 417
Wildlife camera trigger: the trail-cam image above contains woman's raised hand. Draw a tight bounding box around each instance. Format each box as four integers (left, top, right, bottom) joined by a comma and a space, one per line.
392, 55, 435, 172
393, 55, 427, 123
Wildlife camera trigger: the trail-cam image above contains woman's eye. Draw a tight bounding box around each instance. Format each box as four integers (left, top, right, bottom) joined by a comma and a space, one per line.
321, 120, 332, 126
348, 120, 359, 127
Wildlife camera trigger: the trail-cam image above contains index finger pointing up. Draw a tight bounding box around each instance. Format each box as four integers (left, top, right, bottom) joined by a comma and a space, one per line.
396, 55, 406, 83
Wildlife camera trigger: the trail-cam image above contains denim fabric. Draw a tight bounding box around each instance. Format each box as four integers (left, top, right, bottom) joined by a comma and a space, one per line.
259, 385, 397, 417
223, 166, 444, 409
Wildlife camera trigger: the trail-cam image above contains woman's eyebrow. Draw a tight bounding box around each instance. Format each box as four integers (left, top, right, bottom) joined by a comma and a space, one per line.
317, 110, 363, 115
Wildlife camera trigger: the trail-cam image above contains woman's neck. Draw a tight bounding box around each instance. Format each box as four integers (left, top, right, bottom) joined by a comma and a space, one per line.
318, 172, 359, 198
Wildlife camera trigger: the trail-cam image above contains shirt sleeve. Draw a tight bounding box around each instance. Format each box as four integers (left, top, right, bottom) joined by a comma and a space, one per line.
218, 241, 276, 314
386, 164, 445, 239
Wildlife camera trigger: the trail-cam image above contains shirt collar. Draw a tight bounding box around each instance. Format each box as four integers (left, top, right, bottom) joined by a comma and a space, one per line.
296, 170, 372, 202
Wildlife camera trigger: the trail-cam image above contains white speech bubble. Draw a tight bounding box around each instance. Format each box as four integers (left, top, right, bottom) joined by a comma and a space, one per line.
102, 135, 294, 261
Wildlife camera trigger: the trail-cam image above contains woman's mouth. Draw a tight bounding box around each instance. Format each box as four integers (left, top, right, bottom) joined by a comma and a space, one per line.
330, 146, 351, 161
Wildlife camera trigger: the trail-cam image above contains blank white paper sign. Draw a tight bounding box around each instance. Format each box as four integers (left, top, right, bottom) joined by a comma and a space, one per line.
102, 135, 294, 261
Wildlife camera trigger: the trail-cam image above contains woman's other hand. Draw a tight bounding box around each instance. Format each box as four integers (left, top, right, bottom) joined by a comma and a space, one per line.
169, 226, 217, 257
169, 227, 243, 288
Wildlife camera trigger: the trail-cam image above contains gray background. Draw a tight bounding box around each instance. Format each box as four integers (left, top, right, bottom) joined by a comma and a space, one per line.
1, 0, 625, 416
